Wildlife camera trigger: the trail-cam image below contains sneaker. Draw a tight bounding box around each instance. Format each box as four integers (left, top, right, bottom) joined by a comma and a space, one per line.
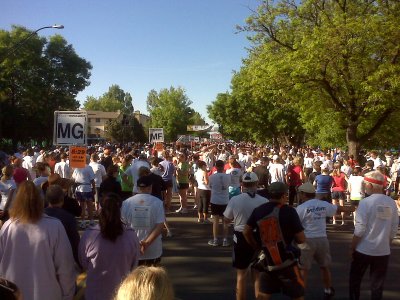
197, 218, 203, 223
180, 208, 188, 214
79, 221, 86, 230
208, 239, 219, 247
175, 207, 183, 213
340, 221, 345, 226
222, 239, 231, 247
193, 204, 198, 209
166, 230, 173, 237
323, 287, 335, 300
332, 220, 337, 225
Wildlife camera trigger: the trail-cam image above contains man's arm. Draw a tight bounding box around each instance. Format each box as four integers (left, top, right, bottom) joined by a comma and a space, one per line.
243, 225, 260, 250
294, 231, 306, 244
140, 223, 164, 255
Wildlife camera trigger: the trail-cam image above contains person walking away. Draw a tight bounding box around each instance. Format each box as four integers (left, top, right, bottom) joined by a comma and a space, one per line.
0, 181, 75, 300
296, 183, 354, 299
331, 162, 348, 225
195, 161, 211, 223
175, 153, 190, 213
79, 193, 140, 300
89, 153, 107, 212
208, 160, 231, 247
349, 171, 398, 300
71, 156, 96, 229
54, 153, 70, 179
286, 157, 305, 206
243, 182, 305, 300
44, 185, 81, 267
347, 166, 365, 224
121, 175, 165, 266
223, 172, 268, 300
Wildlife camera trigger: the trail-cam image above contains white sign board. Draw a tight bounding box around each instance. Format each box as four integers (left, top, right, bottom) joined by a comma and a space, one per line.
149, 128, 164, 143
53, 111, 87, 145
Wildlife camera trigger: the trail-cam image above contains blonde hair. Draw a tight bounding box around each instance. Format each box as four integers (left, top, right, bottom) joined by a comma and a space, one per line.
9, 181, 44, 223
114, 266, 174, 300
292, 157, 301, 166
1, 165, 14, 182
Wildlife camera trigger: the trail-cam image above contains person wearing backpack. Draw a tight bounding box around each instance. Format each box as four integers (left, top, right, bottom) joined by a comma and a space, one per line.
243, 182, 305, 300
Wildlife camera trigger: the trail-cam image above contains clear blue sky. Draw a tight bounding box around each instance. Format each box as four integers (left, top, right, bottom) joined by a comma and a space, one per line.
2, 0, 258, 123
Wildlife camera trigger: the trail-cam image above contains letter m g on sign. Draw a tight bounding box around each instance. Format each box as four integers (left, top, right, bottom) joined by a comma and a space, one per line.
53, 111, 87, 146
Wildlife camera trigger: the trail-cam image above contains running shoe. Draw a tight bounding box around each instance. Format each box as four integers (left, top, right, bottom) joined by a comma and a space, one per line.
175, 207, 183, 213
208, 239, 219, 247
180, 208, 188, 214
166, 230, 173, 237
222, 239, 231, 247
324, 287, 335, 300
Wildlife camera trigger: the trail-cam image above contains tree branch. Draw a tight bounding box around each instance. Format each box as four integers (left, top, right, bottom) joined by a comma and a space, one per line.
359, 107, 393, 142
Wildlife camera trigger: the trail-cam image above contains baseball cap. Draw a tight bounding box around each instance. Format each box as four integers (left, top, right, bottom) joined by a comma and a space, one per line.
137, 175, 152, 188
272, 155, 279, 161
298, 182, 315, 194
242, 172, 259, 183
268, 182, 287, 194
13, 168, 28, 184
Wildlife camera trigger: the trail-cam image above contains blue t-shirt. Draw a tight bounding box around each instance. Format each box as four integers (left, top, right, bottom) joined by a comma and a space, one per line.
315, 174, 333, 193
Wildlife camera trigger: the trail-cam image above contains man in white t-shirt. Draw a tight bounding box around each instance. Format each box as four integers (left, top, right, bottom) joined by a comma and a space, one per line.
296, 182, 354, 299
224, 172, 268, 300
269, 155, 286, 184
123, 154, 150, 194
71, 157, 96, 228
121, 175, 165, 266
349, 171, 398, 300
89, 153, 106, 210
54, 153, 71, 179
208, 160, 231, 247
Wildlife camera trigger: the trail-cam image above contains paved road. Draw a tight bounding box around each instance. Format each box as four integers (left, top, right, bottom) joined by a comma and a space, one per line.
162, 198, 400, 300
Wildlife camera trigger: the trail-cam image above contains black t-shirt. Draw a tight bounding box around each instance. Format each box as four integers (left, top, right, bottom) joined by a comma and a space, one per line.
149, 173, 167, 201
247, 201, 304, 247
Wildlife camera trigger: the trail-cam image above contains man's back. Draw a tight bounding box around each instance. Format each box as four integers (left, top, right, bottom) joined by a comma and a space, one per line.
355, 194, 398, 256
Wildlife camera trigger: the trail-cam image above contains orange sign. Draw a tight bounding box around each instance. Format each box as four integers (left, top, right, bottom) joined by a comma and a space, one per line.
154, 142, 164, 152
69, 146, 87, 168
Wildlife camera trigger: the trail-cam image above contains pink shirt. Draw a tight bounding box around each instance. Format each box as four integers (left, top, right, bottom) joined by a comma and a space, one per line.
332, 173, 346, 192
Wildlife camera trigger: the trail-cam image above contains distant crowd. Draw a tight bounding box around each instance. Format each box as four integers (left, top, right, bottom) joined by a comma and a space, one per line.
0, 142, 398, 300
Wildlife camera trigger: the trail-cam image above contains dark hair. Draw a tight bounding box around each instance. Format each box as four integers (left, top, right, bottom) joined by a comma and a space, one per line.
0, 277, 20, 300
99, 193, 123, 242
45, 185, 64, 205
215, 160, 225, 169
107, 164, 119, 177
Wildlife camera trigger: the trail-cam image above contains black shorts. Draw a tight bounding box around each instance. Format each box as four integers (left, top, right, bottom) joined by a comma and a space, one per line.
177, 183, 189, 190
350, 200, 360, 207
331, 191, 345, 200
259, 263, 305, 298
233, 231, 257, 269
210, 203, 227, 217
164, 180, 173, 188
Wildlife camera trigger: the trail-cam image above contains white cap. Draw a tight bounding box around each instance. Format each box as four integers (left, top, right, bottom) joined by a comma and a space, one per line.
272, 155, 279, 161
242, 172, 259, 183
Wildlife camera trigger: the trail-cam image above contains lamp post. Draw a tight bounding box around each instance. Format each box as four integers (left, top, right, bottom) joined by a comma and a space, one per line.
1, 24, 64, 62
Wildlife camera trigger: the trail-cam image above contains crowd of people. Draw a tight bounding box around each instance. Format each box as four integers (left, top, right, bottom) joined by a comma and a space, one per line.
0, 142, 399, 300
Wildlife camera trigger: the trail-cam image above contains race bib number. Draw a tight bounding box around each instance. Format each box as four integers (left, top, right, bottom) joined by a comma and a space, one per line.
376, 205, 392, 220
131, 206, 151, 229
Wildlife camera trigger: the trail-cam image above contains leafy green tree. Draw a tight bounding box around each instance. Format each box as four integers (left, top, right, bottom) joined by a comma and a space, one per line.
83, 84, 134, 114
207, 67, 305, 145
236, 0, 400, 157
147, 87, 200, 142
0, 26, 91, 148
105, 115, 146, 143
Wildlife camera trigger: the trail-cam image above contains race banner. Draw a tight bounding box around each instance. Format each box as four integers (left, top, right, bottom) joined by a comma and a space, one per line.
187, 125, 212, 132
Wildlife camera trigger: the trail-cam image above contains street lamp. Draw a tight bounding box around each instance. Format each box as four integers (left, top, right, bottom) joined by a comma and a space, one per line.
1, 24, 64, 62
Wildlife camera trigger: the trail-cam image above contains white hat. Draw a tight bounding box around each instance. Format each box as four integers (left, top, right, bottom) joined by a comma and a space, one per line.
298, 182, 315, 193
242, 172, 259, 183
272, 155, 279, 161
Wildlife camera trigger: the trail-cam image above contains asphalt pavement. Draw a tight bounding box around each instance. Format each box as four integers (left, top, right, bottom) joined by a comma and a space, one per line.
162, 197, 400, 300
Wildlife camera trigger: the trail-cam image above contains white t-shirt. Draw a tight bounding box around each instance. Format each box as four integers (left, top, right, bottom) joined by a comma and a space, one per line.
348, 175, 365, 200
89, 162, 106, 187
125, 160, 151, 193
72, 165, 95, 193
224, 193, 267, 232
226, 168, 243, 188
194, 170, 210, 191
209, 173, 231, 205
304, 157, 314, 169
54, 161, 71, 179
121, 193, 165, 260
269, 163, 285, 183
296, 199, 338, 238
354, 194, 398, 256
22, 155, 36, 180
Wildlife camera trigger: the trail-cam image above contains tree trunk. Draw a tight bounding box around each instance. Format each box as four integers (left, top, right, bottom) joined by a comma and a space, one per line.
346, 124, 361, 162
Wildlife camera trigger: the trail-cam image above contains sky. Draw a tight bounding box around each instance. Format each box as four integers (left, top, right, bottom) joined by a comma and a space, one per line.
1, 0, 259, 124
